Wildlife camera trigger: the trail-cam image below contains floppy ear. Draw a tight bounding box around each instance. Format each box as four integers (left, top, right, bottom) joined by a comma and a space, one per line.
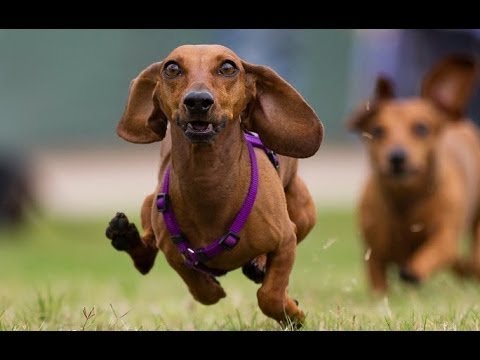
347, 74, 394, 133
421, 54, 478, 119
117, 62, 168, 144
241, 62, 323, 158
374, 74, 395, 101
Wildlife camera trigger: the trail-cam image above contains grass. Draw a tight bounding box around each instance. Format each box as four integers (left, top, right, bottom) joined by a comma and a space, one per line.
1, 208, 480, 330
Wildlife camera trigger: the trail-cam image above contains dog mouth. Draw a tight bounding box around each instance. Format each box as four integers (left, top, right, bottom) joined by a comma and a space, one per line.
390, 166, 409, 177
178, 120, 226, 143
384, 167, 419, 180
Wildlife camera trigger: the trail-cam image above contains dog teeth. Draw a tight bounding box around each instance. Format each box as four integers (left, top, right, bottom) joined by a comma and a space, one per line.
186, 123, 213, 132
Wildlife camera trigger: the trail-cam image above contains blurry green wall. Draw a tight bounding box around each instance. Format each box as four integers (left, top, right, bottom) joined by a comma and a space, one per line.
0, 29, 353, 148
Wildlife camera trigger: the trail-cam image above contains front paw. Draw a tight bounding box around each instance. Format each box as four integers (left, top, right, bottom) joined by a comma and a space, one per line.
399, 267, 421, 285
105, 212, 141, 251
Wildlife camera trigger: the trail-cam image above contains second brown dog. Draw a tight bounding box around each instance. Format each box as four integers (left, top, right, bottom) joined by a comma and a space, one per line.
348, 55, 480, 293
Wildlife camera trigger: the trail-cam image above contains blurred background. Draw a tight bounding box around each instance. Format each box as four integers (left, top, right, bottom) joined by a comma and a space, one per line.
1, 29, 479, 221
1, 29, 480, 330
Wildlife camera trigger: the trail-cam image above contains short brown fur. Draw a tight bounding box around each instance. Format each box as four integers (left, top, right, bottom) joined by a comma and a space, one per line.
106, 45, 323, 326
348, 55, 480, 294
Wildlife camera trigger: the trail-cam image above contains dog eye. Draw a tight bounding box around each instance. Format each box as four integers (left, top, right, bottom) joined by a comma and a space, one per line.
218, 61, 238, 77
412, 122, 429, 138
370, 125, 385, 139
163, 62, 182, 78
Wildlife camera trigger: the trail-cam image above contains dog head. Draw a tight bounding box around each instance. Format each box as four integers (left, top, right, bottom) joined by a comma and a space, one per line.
348, 55, 478, 187
116, 44, 323, 158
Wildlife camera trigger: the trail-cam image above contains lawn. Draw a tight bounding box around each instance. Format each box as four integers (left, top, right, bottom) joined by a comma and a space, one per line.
1, 207, 480, 330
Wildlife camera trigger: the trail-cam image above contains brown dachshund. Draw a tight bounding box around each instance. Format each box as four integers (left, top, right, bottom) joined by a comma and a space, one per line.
348, 55, 480, 294
105, 44, 323, 326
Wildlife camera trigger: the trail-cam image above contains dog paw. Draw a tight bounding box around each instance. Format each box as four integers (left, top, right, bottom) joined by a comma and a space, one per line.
105, 212, 141, 251
190, 279, 226, 305
287, 319, 304, 330
399, 267, 421, 285
242, 256, 266, 284
282, 307, 305, 330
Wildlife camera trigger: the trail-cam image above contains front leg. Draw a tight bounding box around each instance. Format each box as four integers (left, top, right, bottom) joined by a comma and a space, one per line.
105, 194, 158, 274
402, 228, 458, 283
163, 248, 226, 305
256, 231, 304, 328
358, 203, 391, 294
367, 253, 388, 294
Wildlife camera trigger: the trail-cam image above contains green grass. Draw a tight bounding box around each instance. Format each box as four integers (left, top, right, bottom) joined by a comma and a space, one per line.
1, 208, 480, 330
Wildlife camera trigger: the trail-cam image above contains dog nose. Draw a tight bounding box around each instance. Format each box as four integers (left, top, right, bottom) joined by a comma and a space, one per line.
183, 91, 214, 113
389, 148, 407, 167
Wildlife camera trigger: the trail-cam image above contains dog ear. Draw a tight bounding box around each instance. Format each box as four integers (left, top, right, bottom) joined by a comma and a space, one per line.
117, 62, 168, 143
347, 75, 394, 133
241, 61, 323, 158
421, 54, 478, 119
374, 74, 395, 100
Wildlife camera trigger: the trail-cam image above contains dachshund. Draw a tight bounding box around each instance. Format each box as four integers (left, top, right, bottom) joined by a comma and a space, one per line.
105, 44, 323, 326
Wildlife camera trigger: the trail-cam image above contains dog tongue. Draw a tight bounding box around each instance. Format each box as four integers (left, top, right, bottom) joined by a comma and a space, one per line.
190, 122, 210, 131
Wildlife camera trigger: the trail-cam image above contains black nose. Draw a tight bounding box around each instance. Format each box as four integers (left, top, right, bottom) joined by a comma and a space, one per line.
389, 148, 407, 168
183, 91, 214, 113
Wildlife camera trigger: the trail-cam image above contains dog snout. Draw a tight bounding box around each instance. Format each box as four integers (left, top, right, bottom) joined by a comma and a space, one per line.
183, 91, 214, 114
388, 147, 407, 171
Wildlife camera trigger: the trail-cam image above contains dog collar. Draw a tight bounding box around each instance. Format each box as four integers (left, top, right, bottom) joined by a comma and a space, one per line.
156, 131, 278, 277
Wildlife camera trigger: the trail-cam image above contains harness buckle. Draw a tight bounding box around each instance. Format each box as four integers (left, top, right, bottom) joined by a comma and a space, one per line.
193, 247, 209, 263
156, 193, 169, 213
218, 231, 240, 250
182, 247, 208, 265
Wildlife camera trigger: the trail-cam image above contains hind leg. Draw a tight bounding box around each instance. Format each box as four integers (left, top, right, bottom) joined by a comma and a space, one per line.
285, 175, 317, 243
105, 194, 158, 274
242, 175, 316, 284
242, 255, 267, 284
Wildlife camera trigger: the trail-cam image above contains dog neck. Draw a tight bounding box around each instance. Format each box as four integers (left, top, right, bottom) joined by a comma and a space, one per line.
168, 122, 251, 223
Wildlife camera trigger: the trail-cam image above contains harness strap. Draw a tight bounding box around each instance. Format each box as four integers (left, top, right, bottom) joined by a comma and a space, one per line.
244, 131, 280, 169
156, 132, 277, 277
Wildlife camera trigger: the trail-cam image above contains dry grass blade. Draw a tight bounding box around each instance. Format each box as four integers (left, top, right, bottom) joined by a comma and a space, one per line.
81, 306, 96, 331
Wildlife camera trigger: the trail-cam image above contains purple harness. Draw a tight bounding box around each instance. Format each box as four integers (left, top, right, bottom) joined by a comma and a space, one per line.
156, 131, 279, 277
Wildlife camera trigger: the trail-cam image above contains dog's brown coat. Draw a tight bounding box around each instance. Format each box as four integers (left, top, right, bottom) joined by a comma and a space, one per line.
107, 45, 323, 325
348, 55, 480, 293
